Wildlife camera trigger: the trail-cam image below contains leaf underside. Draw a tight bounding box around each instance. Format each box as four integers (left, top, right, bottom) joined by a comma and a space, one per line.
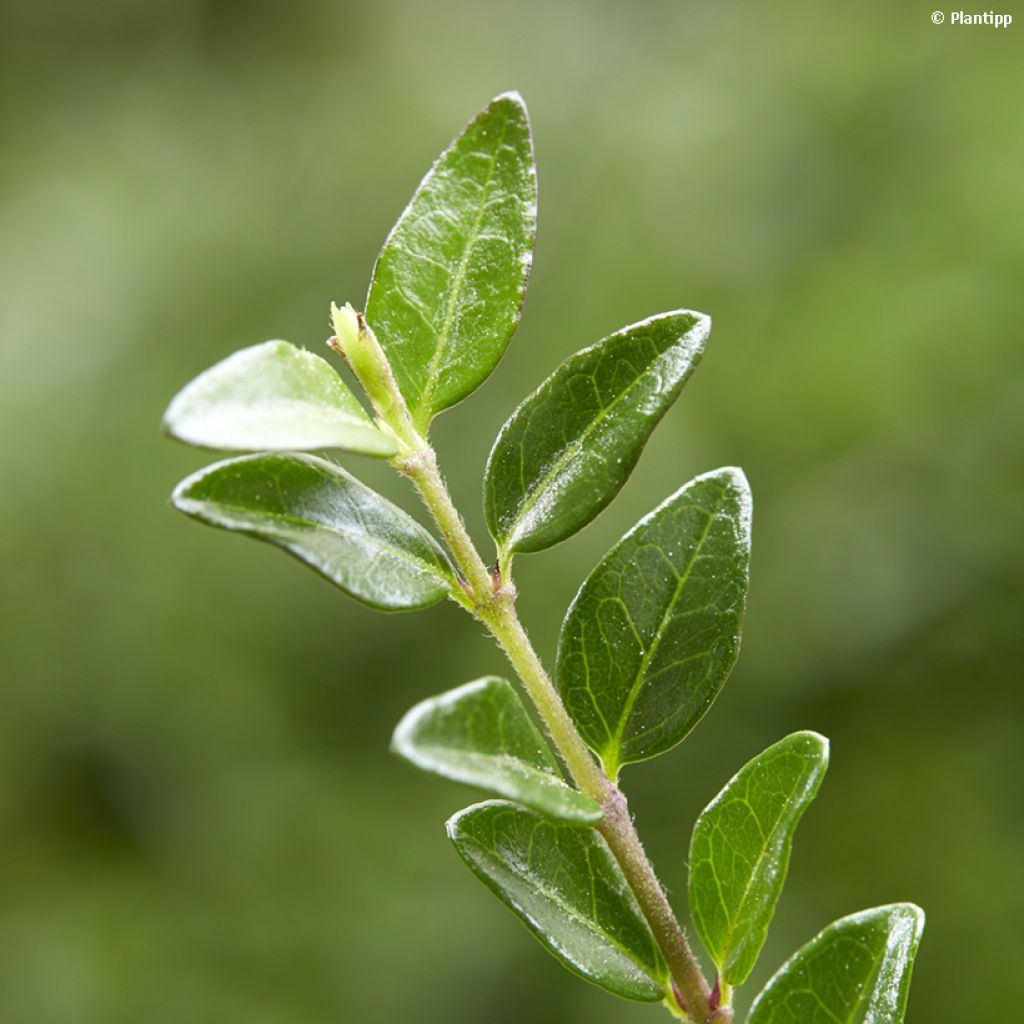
162, 340, 396, 456
391, 677, 602, 824
747, 904, 925, 1024
688, 731, 829, 986
448, 801, 668, 1003
171, 452, 455, 610
484, 310, 709, 558
557, 467, 752, 778
366, 92, 537, 430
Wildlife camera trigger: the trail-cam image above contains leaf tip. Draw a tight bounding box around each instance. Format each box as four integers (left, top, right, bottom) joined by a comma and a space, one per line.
491, 89, 528, 113
388, 712, 414, 762
715, 464, 751, 494
705, 465, 753, 541
443, 809, 463, 843
445, 799, 502, 842
160, 388, 188, 445
169, 467, 201, 511
845, 902, 926, 945
890, 901, 927, 938
693, 309, 712, 342
390, 676, 498, 764
677, 307, 712, 342
793, 729, 830, 764
159, 410, 177, 442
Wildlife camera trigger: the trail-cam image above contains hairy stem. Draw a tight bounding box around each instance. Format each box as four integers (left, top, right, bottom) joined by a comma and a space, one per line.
600, 787, 718, 1022
481, 595, 607, 796
404, 440, 718, 1023
401, 445, 495, 604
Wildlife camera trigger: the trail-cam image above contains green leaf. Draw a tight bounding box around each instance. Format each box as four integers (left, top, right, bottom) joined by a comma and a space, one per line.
748, 904, 925, 1024
365, 92, 536, 430
392, 677, 602, 824
162, 340, 396, 457
688, 731, 829, 987
447, 801, 668, 1003
171, 452, 455, 610
556, 468, 751, 778
485, 311, 709, 558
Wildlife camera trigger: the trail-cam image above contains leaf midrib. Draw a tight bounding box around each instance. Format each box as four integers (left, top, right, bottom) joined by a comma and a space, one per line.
183, 496, 451, 585
501, 334, 684, 551
414, 109, 513, 426
718, 767, 812, 979
605, 485, 728, 773
420, 747, 558, 784
251, 398, 378, 431
205, 401, 392, 450
845, 937, 892, 1024
471, 835, 665, 985
418, 748, 592, 804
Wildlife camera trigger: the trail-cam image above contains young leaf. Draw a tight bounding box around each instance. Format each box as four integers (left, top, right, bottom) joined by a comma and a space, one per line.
366, 92, 536, 430
162, 341, 396, 457
447, 801, 668, 1003
485, 311, 709, 558
748, 904, 925, 1024
557, 468, 751, 778
171, 452, 455, 610
688, 731, 829, 987
392, 677, 602, 824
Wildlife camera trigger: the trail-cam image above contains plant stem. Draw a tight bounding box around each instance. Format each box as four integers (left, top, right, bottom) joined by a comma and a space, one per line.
481, 596, 607, 796
403, 439, 719, 1024
599, 785, 717, 1023
400, 445, 495, 603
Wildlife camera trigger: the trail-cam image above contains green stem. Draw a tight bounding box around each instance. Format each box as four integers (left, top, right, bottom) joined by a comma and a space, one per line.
481, 596, 606, 796
404, 441, 717, 1024
401, 446, 495, 603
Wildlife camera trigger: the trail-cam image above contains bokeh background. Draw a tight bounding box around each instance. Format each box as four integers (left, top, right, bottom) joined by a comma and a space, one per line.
2, 2, 1021, 1021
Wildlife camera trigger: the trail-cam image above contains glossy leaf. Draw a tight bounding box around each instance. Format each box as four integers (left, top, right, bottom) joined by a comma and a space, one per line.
557, 468, 751, 778
171, 452, 455, 610
162, 340, 396, 457
485, 311, 709, 558
366, 92, 536, 430
392, 677, 602, 824
688, 731, 829, 986
447, 801, 667, 1002
748, 904, 925, 1024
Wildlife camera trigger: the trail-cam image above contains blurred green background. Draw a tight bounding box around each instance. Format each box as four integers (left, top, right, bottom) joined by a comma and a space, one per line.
2, 1, 1021, 1021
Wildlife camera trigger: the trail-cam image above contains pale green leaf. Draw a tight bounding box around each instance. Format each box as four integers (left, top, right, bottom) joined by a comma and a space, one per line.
392, 677, 602, 824
365, 92, 536, 430
447, 801, 668, 1003
162, 340, 396, 456
748, 904, 925, 1024
171, 452, 454, 610
557, 468, 751, 778
689, 731, 829, 986
485, 311, 708, 558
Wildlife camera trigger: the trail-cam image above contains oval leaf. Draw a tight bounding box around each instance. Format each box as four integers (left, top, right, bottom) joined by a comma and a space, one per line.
447, 801, 667, 1002
392, 677, 602, 824
556, 468, 751, 778
748, 904, 925, 1024
365, 92, 536, 430
688, 731, 829, 987
171, 452, 455, 610
485, 311, 709, 558
163, 341, 396, 457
